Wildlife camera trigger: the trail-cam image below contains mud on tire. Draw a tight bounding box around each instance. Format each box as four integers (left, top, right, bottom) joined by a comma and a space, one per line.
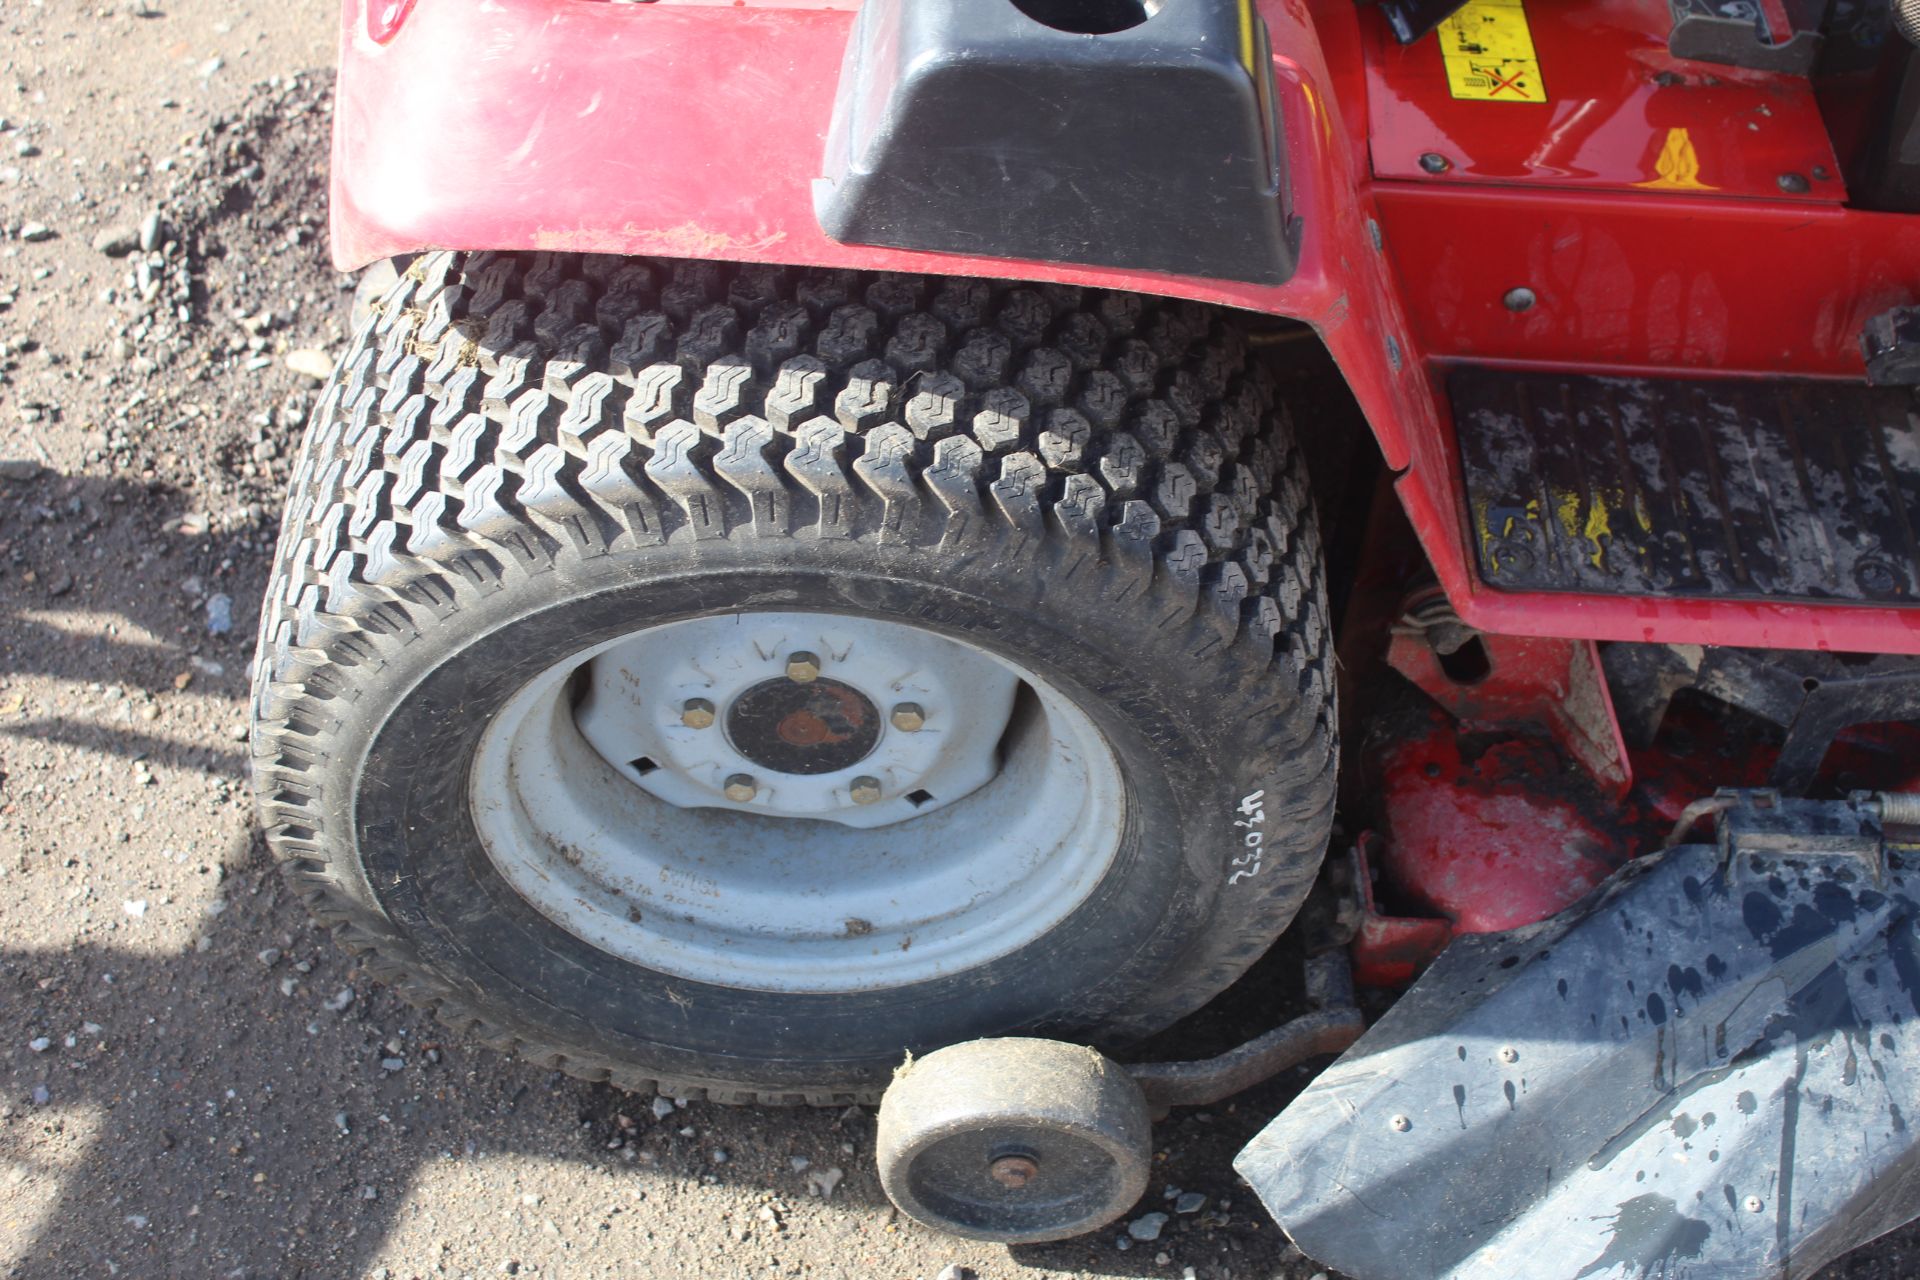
249, 251, 1337, 1103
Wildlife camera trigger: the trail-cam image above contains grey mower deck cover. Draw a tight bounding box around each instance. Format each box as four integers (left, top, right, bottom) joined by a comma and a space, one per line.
1237, 795, 1920, 1279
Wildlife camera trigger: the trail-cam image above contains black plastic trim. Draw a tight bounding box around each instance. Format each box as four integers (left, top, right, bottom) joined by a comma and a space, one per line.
813, 0, 1298, 286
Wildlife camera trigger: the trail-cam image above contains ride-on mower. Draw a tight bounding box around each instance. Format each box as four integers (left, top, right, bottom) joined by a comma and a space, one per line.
254, 0, 1920, 1272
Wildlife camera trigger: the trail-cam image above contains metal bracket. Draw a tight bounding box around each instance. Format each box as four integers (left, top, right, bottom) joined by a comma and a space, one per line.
1720, 788, 1883, 870
1670, 787, 1888, 880
1605, 644, 1920, 795
1347, 835, 1454, 988
1389, 594, 1632, 800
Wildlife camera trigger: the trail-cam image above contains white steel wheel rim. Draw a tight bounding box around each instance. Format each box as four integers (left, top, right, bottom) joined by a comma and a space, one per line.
468, 610, 1127, 994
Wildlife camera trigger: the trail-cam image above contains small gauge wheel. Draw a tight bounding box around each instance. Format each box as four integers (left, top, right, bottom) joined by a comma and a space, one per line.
876, 1038, 1152, 1243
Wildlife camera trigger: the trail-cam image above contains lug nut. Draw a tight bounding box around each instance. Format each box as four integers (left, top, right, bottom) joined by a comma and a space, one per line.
786, 651, 822, 683
890, 702, 926, 732
723, 774, 757, 803
680, 697, 716, 729
849, 776, 883, 805
989, 1154, 1039, 1189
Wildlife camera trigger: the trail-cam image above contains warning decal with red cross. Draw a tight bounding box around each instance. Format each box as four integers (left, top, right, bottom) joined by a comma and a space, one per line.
1438, 0, 1549, 103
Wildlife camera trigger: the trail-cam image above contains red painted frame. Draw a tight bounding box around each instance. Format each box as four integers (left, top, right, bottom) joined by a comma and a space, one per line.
1363, 0, 1843, 201
330, 0, 1920, 656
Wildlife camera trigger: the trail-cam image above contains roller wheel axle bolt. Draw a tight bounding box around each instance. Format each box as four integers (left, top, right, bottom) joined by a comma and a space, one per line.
850, 776, 883, 805
890, 702, 926, 732
724, 774, 757, 803
786, 651, 822, 683
989, 1153, 1039, 1189
680, 697, 716, 729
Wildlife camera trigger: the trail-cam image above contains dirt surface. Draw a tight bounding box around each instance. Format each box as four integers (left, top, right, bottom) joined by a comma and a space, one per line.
0, 3, 1915, 1279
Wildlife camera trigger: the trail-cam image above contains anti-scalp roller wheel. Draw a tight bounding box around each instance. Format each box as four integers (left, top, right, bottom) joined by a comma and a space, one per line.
876, 1038, 1151, 1243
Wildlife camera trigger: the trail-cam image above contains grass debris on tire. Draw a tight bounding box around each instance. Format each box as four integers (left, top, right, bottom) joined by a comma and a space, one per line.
249, 250, 1337, 1103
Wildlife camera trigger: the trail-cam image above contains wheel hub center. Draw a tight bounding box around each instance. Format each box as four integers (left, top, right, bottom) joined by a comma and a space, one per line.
728, 677, 881, 775
569, 611, 1026, 828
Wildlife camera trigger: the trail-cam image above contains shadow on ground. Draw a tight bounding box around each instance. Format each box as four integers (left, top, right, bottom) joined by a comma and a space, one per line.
0, 466, 265, 776
0, 824, 1311, 1279
0, 459, 1311, 1276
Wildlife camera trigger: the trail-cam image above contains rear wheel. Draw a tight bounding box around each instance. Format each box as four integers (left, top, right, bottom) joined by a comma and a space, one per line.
250, 251, 1336, 1101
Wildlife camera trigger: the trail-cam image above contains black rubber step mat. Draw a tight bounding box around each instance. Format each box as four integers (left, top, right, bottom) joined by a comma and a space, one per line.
1453, 368, 1920, 605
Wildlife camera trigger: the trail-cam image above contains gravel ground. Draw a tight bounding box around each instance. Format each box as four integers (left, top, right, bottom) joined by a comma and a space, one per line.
0, 3, 1915, 1278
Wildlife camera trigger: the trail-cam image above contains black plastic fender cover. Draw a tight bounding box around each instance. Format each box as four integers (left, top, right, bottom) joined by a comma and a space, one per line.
813, 0, 1296, 286
1235, 803, 1920, 1280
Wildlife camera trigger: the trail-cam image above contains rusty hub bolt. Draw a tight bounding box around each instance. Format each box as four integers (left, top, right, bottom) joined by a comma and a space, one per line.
889, 702, 926, 733
785, 651, 822, 684
680, 697, 716, 730
723, 773, 757, 803
849, 776, 883, 806
988, 1154, 1039, 1189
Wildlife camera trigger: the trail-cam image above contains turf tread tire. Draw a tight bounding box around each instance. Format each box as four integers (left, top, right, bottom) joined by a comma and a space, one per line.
252, 250, 1337, 1105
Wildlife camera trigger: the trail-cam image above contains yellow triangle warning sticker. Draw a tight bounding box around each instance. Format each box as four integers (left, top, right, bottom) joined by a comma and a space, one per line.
1438, 0, 1548, 104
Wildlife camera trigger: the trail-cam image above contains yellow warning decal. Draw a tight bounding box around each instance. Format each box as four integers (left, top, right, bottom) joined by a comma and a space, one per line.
1438, 0, 1548, 104
1635, 127, 1718, 191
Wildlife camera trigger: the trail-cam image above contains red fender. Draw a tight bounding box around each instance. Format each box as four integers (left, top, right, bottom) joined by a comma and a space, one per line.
332, 0, 1920, 655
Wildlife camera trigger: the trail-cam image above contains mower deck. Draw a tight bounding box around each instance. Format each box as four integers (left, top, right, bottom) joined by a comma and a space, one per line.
1237, 792, 1920, 1280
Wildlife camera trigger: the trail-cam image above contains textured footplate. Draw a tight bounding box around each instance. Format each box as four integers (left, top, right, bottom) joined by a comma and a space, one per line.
1454, 368, 1920, 604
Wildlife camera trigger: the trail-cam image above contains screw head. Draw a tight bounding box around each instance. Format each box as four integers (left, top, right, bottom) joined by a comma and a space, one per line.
849, 776, 883, 806
989, 1154, 1039, 1189
1502, 287, 1536, 313
680, 697, 716, 730
1744, 1195, 1765, 1213
890, 702, 926, 733
723, 774, 757, 803
785, 651, 822, 683
1418, 152, 1451, 175
1778, 171, 1810, 194
1389, 1114, 1412, 1132
1498, 1046, 1519, 1064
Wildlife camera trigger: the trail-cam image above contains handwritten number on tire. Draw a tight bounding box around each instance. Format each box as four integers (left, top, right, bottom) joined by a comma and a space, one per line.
1230, 790, 1265, 884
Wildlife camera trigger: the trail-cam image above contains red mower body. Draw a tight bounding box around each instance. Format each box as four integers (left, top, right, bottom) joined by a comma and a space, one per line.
331, 0, 1920, 656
